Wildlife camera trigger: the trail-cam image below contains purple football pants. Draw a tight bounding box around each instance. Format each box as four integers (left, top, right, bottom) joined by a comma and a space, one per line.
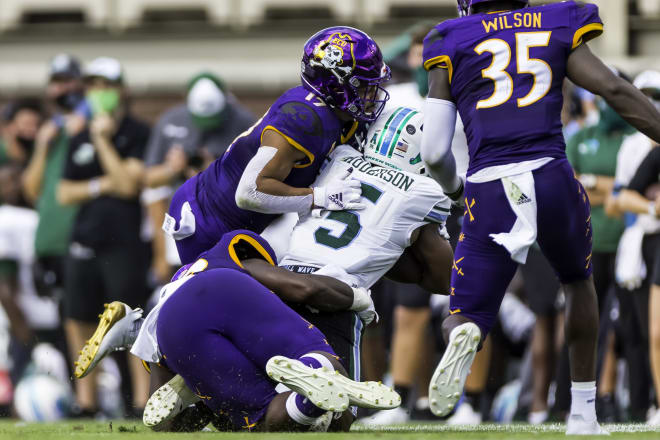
450, 159, 593, 338
157, 268, 334, 429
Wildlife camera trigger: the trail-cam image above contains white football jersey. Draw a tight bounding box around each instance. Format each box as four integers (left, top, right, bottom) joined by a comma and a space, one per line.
280, 145, 450, 289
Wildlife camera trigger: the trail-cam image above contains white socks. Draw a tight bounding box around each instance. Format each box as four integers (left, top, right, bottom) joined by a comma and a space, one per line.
570, 381, 597, 421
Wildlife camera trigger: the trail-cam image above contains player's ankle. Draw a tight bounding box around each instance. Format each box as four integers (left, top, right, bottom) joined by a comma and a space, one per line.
570, 381, 597, 422
285, 392, 325, 424
298, 352, 335, 371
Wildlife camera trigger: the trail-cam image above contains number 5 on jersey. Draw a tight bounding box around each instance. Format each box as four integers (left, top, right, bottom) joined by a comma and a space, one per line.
475, 31, 552, 109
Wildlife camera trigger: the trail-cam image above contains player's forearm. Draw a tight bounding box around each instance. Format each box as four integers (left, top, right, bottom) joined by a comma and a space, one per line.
604, 81, 660, 144
236, 174, 313, 214
235, 146, 314, 214
241, 260, 353, 311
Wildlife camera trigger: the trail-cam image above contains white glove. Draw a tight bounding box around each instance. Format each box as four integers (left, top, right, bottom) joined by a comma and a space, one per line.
358, 300, 378, 326
313, 169, 365, 211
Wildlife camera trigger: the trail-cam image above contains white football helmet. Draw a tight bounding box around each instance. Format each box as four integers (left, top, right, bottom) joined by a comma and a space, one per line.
363, 106, 427, 175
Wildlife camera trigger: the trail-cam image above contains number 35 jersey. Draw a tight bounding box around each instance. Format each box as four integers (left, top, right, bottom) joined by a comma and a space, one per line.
279, 145, 451, 289
423, 1, 603, 177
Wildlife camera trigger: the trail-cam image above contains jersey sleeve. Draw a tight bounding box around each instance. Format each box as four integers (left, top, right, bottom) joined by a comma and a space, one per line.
261, 100, 327, 168
392, 177, 451, 248
422, 22, 455, 83
570, 1, 603, 50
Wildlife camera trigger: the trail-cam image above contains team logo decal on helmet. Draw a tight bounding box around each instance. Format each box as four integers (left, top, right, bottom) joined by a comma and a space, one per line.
301, 26, 391, 122
363, 107, 428, 176
310, 32, 354, 77
457, 0, 529, 16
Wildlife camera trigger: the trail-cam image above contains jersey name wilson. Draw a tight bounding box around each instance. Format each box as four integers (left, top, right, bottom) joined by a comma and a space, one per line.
482, 12, 542, 33
341, 156, 415, 191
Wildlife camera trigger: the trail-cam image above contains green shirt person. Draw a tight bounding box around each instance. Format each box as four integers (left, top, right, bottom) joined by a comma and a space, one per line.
566, 102, 634, 253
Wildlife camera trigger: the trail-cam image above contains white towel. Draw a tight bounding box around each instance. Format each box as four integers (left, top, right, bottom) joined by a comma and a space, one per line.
489, 172, 538, 264
615, 214, 660, 290
162, 201, 196, 240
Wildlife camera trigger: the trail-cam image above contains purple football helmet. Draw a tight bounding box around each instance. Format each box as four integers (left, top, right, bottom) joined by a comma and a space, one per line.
301, 26, 391, 122
457, 0, 529, 16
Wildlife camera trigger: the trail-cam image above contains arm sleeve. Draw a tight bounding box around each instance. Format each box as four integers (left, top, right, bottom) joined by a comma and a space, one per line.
570, 2, 604, 50
628, 148, 660, 194
423, 24, 454, 82
421, 98, 460, 192
261, 101, 326, 168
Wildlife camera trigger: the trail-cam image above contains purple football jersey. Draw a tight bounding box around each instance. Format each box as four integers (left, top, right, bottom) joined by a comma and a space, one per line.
423, 1, 603, 176
194, 86, 358, 233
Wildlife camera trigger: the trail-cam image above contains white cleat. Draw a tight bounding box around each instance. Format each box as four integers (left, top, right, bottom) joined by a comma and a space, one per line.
428, 322, 481, 417
358, 407, 409, 426
143, 374, 201, 429
266, 355, 400, 412
74, 301, 143, 378
565, 415, 610, 435
446, 402, 482, 426
647, 407, 660, 426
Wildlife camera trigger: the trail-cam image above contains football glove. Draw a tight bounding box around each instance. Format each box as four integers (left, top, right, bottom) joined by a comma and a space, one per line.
313, 168, 365, 211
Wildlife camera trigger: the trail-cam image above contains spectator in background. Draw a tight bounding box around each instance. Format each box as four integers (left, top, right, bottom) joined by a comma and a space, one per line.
57, 57, 150, 417
22, 54, 86, 321
0, 99, 43, 167
142, 72, 255, 283
606, 70, 660, 425
0, 163, 62, 395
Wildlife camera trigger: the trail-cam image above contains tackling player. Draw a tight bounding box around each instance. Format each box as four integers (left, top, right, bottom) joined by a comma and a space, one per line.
420, 0, 660, 435
165, 26, 391, 264
74, 107, 455, 430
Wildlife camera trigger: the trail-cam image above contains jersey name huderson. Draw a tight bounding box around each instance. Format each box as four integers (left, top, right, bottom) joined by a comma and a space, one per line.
341, 156, 415, 192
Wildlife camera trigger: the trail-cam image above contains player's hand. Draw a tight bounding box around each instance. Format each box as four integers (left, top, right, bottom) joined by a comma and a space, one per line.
358, 301, 379, 326
312, 168, 365, 211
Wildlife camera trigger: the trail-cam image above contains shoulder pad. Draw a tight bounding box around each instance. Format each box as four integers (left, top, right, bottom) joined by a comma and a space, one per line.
279, 101, 323, 138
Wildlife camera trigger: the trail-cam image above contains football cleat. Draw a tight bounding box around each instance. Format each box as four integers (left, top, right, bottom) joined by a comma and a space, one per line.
143, 374, 201, 429
428, 322, 481, 417
358, 407, 409, 426
266, 355, 400, 412
74, 301, 143, 379
565, 414, 610, 435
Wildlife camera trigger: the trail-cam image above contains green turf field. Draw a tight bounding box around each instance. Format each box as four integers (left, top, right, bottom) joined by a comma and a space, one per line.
1, 421, 659, 439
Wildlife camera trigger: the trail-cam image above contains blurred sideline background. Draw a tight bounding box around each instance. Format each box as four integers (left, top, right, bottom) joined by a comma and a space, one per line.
0, 0, 659, 119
